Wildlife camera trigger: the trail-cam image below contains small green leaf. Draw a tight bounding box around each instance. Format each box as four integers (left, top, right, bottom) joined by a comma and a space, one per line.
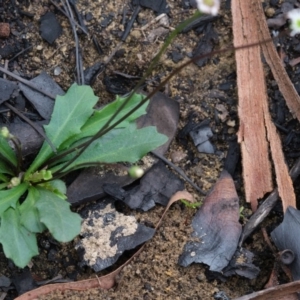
56, 124, 168, 172
19, 187, 45, 233
37, 179, 67, 199
0, 136, 17, 169
61, 93, 148, 149
26, 84, 98, 174
25, 169, 53, 183
0, 183, 28, 216
36, 188, 81, 242
0, 208, 39, 268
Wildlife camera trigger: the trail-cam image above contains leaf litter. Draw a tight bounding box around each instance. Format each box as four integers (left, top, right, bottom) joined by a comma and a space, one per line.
178, 170, 243, 273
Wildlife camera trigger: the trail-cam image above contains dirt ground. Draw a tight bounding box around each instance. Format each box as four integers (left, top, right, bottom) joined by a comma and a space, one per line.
1, 0, 300, 299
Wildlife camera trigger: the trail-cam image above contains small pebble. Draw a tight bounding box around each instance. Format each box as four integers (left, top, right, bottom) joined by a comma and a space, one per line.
85, 12, 93, 22
0, 22, 10, 38
226, 119, 236, 127
32, 56, 41, 63
171, 150, 186, 163
265, 7, 275, 18
54, 66, 62, 76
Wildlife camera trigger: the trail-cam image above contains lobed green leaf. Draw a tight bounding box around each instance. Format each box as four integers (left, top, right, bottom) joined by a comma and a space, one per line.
54, 124, 168, 172
19, 187, 45, 233
0, 208, 39, 268
61, 93, 149, 149
0, 183, 28, 216
36, 188, 82, 242
26, 84, 98, 174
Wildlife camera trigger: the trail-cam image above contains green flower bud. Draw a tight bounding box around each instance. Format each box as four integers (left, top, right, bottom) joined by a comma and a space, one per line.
0, 127, 10, 139
9, 177, 21, 187
128, 166, 144, 179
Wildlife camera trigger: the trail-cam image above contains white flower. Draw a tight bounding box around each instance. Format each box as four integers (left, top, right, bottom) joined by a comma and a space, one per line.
287, 9, 300, 36
195, 0, 220, 16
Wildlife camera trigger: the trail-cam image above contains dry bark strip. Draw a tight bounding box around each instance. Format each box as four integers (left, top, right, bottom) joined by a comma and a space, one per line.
14, 191, 194, 300
252, 0, 300, 121
234, 279, 300, 300
232, 0, 273, 211
232, 0, 296, 211
251, 0, 296, 212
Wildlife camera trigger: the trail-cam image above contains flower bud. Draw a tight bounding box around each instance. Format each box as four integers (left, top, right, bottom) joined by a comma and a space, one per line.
0, 127, 10, 139
128, 166, 144, 179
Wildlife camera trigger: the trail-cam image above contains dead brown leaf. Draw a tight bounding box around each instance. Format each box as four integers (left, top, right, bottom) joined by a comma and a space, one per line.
234, 279, 300, 300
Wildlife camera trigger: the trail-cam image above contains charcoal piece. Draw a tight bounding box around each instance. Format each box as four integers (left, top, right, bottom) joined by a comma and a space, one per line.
137, 92, 180, 156
0, 275, 11, 288
104, 162, 184, 211
77, 200, 155, 272
189, 120, 215, 154
193, 24, 218, 67
224, 139, 240, 177
122, 161, 184, 211
19, 72, 64, 120
214, 291, 230, 300
67, 168, 136, 206
181, 15, 218, 33
189, 0, 197, 8
85, 12, 93, 22
0, 44, 18, 58
170, 50, 184, 63
219, 81, 235, 91
132, 0, 170, 14
270, 0, 279, 5
271, 206, 300, 280
100, 13, 115, 28
0, 78, 18, 105
8, 121, 46, 157
14, 93, 26, 111
11, 269, 38, 295
103, 183, 127, 201
178, 171, 242, 272
40, 12, 62, 44
84, 62, 104, 85
193, 36, 213, 67
281, 2, 293, 14
103, 75, 132, 95
267, 14, 286, 28
222, 248, 260, 279
92, 35, 104, 55
122, 5, 141, 41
